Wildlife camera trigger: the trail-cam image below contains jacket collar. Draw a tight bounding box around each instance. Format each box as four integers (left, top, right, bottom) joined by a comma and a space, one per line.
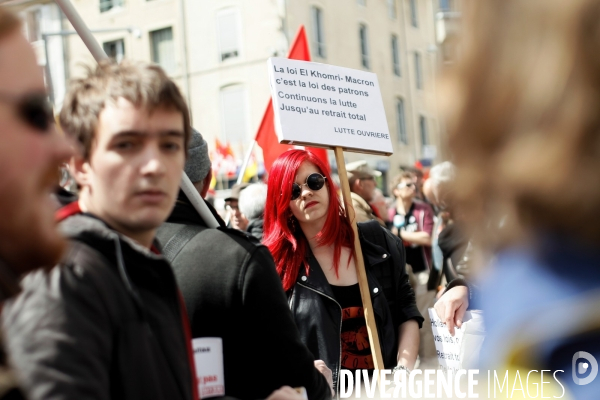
296, 233, 390, 300
350, 192, 371, 212
57, 202, 163, 261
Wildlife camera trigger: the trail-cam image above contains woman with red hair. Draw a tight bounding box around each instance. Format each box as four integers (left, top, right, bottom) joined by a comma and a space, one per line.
263, 150, 422, 395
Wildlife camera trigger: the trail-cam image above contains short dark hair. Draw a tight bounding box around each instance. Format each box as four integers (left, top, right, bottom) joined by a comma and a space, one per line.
60, 60, 191, 160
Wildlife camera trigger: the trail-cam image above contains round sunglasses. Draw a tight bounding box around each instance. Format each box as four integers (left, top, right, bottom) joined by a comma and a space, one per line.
0, 92, 54, 132
291, 173, 327, 200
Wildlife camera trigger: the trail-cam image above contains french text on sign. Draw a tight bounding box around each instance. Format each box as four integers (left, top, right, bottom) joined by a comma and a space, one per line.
268, 58, 393, 155
192, 337, 225, 398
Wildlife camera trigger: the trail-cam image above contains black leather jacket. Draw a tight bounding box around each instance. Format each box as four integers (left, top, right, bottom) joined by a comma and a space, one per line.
288, 222, 423, 396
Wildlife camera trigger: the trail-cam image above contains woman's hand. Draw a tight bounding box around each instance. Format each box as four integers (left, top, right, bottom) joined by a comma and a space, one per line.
266, 386, 306, 400
434, 286, 469, 336
314, 360, 334, 397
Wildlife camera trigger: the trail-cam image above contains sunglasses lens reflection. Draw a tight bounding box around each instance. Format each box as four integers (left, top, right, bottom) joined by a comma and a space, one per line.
307, 173, 325, 191
21, 95, 52, 132
291, 183, 302, 200
290, 173, 326, 200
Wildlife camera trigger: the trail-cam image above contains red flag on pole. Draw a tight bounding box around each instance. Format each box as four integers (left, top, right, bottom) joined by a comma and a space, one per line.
255, 25, 330, 173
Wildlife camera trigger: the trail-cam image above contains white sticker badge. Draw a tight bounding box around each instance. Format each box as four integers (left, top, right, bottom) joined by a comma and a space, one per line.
192, 337, 225, 398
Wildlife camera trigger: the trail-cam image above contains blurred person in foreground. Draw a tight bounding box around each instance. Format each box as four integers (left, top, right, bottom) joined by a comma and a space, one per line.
346, 160, 386, 226
263, 150, 422, 396
436, 0, 600, 397
238, 182, 268, 241
2, 60, 199, 400
0, 7, 72, 399
156, 132, 333, 400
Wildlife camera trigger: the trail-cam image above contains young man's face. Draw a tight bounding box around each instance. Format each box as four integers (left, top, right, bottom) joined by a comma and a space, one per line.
75, 98, 185, 242
0, 31, 72, 273
394, 178, 416, 201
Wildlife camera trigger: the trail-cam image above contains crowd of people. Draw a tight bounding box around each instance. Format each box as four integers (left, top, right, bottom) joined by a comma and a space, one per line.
1, 0, 600, 399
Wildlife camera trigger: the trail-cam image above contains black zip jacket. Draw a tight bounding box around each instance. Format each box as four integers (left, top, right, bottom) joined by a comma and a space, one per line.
156, 195, 332, 400
288, 222, 423, 395
1, 213, 194, 400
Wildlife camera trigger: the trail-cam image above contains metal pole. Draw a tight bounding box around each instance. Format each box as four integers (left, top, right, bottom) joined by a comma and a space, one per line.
181, 173, 220, 229
42, 34, 55, 104
236, 140, 256, 184
54, 0, 219, 228
177, 0, 192, 116
54, 0, 108, 62
43, 28, 135, 37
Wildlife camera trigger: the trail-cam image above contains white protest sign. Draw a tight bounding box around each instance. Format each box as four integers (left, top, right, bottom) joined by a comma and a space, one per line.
192, 337, 225, 398
428, 308, 485, 372
268, 57, 393, 155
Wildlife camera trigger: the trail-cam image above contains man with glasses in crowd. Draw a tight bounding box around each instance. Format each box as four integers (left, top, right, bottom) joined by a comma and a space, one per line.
346, 160, 385, 226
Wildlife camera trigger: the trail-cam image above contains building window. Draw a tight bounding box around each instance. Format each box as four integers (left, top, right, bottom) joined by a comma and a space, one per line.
311, 7, 326, 58
388, 0, 397, 18
396, 98, 407, 144
414, 51, 423, 89
100, 0, 123, 13
150, 27, 176, 74
217, 9, 241, 62
439, 0, 452, 11
419, 115, 428, 145
220, 85, 248, 143
409, 0, 418, 27
103, 39, 125, 63
391, 35, 400, 76
359, 24, 369, 69
25, 9, 42, 42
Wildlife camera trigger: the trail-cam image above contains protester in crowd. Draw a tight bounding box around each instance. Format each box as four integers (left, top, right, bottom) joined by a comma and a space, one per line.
400, 166, 425, 201
2, 60, 198, 400
421, 161, 469, 290
238, 182, 267, 241
186, 128, 212, 197
388, 172, 435, 276
263, 150, 422, 396
156, 133, 333, 400
436, 0, 600, 397
0, 8, 73, 399
346, 160, 385, 226
412, 168, 425, 202
370, 188, 390, 225
224, 183, 249, 230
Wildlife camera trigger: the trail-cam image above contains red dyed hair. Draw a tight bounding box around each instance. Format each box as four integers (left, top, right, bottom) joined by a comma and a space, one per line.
263, 150, 355, 291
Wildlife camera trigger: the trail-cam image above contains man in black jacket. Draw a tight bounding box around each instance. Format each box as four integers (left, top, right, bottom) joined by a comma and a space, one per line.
2, 60, 197, 400
156, 130, 333, 400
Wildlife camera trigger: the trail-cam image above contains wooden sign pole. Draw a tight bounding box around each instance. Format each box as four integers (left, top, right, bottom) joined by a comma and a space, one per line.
334, 147, 384, 372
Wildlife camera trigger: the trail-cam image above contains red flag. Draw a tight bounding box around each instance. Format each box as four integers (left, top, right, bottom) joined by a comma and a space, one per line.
255, 25, 330, 173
